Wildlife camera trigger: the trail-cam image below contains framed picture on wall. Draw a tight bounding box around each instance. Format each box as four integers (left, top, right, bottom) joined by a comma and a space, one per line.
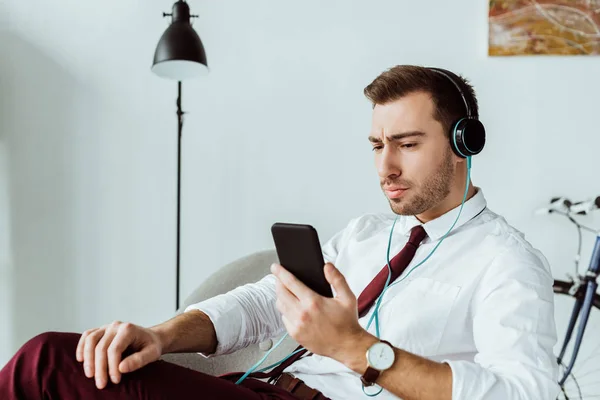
488, 0, 600, 55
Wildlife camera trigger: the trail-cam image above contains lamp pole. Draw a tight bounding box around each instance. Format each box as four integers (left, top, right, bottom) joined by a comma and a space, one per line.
175, 81, 183, 310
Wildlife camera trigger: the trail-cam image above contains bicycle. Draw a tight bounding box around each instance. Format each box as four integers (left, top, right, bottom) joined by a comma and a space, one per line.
536, 196, 600, 399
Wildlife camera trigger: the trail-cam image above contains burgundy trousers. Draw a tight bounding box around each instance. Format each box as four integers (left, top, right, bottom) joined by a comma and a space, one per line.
0, 331, 302, 400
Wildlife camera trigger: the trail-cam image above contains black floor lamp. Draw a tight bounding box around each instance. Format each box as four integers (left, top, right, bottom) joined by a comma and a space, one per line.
151, 0, 209, 311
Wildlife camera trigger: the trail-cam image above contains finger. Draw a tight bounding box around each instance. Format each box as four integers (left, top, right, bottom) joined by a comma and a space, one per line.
83, 328, 105, 379
271, 263, 317, 300
119, 346, 159, 374
77, 328, 97, 362
276, 280, 300, 318
276, 278, 299, 303
95, 328, 118, 389
107, 326, 134, 384
324, 263, 354, 302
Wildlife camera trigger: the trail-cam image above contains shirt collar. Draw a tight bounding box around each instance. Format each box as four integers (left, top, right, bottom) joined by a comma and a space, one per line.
397, 187, 487, 241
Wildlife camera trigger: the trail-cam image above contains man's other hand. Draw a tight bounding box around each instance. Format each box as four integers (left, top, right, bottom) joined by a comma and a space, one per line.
75, 321, 163, 389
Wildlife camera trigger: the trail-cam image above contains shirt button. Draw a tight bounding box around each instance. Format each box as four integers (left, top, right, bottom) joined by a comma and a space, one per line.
259, 339, 273, 351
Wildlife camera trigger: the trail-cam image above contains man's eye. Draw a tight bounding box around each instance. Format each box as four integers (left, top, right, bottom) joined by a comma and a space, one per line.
401, 143, 417, 149
372, 146, 383, 152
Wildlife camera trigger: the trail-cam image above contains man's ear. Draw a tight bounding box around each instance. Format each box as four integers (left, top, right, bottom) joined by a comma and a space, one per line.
447, 144, 463, 164
454, 153, 466, 163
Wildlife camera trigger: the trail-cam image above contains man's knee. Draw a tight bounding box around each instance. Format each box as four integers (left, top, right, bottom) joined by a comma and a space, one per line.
2, 332, 84, 399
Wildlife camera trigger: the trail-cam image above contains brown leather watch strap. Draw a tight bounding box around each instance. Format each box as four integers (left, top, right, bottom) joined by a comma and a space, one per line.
360, 366, 381, 387
360, 340, 393, 387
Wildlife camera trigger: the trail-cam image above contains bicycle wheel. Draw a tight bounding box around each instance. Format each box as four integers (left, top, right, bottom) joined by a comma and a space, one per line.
554, 279, 600, 399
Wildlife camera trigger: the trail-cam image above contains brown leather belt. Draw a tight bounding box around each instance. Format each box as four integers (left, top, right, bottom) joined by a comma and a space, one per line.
273, 373, 331, 400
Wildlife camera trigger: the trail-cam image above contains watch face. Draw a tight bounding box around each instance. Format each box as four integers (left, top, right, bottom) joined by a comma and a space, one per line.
367, 342, 395, 370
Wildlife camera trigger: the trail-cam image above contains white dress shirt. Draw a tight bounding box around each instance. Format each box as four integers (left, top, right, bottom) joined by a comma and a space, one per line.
186, 188, 560, 400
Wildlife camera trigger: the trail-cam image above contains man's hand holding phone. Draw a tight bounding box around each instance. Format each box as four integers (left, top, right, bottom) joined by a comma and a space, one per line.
271, 262, 371, 365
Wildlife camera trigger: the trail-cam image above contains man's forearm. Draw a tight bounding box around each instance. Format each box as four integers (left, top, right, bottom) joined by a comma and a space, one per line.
150, 310, 218, 355
338, 331, 452, 400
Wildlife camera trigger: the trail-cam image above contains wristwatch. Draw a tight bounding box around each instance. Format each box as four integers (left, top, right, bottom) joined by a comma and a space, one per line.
360, 340, 395, 387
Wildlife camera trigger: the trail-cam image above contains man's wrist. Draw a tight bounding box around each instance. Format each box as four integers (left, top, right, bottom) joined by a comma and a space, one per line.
149, 310, 217, 355
149, 323, 173, 355
337, 330, 380, 374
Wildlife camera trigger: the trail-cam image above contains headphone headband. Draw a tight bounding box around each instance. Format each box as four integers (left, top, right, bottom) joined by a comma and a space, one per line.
427, 67, 478, 119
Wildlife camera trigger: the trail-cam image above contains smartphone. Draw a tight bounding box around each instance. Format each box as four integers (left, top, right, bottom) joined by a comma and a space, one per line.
271, 222, 333, 298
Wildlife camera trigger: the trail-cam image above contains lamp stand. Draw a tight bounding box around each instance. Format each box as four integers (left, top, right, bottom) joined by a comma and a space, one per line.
176, 80, 183, 311
152, 0, 208, 311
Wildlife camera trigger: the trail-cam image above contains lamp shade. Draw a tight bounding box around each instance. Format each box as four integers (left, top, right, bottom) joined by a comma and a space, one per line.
152, 1, 208, 80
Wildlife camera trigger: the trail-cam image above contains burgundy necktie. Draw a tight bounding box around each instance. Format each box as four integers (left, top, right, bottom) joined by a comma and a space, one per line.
357, 224, 427, 318
258, 224, 428, 382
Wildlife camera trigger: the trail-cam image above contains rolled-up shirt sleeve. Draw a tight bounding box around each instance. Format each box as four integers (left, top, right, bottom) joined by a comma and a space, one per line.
185, 274, 284, 357
443, 246, 560, 400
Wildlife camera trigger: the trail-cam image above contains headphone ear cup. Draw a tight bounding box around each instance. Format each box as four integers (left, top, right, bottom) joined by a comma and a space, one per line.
451, 118, 486, 158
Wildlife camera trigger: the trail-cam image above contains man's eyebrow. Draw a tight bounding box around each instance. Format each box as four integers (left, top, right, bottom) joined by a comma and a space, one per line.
368, 131, 426, 143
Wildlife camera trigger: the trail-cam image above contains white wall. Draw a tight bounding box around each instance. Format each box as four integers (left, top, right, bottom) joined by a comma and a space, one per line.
0, 0, 14, 361
0, 140, 14, 367
2, 0, 600, 366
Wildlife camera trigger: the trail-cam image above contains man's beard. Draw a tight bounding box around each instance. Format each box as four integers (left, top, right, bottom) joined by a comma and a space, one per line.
382, 150, 454, 216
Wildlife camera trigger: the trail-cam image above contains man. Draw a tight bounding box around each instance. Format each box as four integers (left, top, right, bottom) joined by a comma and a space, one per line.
0, 65, 560, 399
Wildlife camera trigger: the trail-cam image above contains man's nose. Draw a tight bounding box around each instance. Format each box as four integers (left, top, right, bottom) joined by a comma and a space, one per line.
377, 147, 401, 179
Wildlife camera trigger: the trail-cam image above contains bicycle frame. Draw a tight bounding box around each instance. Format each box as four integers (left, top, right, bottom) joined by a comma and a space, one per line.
557, 235, 600, 386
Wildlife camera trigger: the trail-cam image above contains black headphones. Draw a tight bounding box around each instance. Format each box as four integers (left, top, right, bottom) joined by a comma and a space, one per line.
427, 67, 486, 158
